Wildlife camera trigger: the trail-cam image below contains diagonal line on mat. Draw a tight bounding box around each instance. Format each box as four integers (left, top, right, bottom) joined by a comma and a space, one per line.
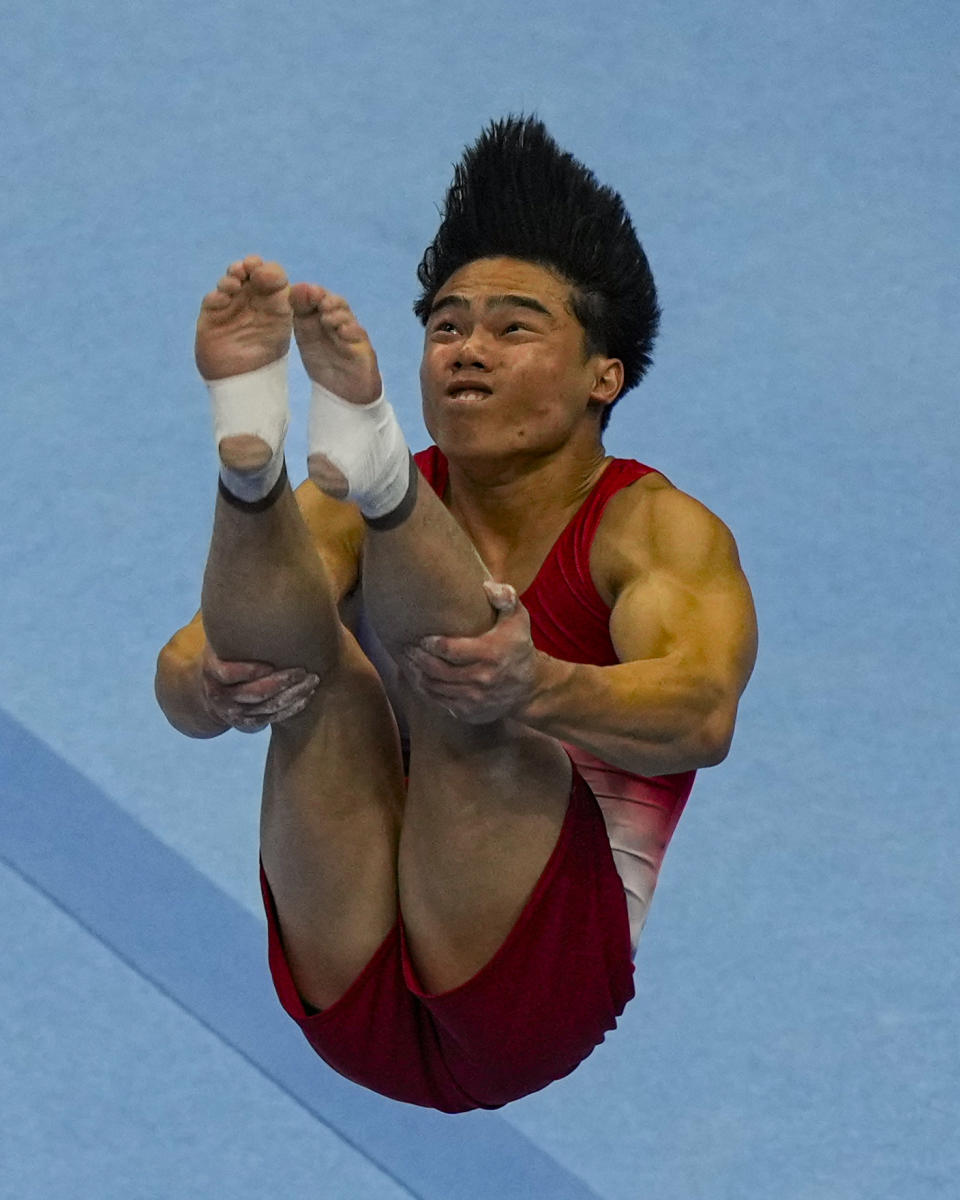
0, 849, 421, 1200
0, 708, 601, 1200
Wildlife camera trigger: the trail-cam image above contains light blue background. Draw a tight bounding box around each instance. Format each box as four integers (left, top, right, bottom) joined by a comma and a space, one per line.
1, 2, 957, 1197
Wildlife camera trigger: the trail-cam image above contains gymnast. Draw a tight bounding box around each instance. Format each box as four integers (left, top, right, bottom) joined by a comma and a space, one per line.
155, 116, 757, 1112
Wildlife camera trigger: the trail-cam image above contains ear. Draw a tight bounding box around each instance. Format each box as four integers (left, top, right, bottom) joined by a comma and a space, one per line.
588, 357, 624, 406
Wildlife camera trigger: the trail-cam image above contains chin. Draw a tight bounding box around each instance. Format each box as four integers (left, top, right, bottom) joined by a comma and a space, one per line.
425, 409, 488, 454
426, 406, 555, 463
433, 428, 497, 460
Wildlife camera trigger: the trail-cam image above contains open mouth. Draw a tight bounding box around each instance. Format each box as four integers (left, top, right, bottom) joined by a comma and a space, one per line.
446, 382, 493, 401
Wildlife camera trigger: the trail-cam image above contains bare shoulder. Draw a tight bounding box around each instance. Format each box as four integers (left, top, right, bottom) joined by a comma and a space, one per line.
594, 470, 758, 720
591, 471, 746, 604
292, 477, 366, 603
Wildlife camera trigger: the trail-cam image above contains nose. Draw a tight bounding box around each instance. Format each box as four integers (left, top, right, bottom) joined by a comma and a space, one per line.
453, 327, 490, 370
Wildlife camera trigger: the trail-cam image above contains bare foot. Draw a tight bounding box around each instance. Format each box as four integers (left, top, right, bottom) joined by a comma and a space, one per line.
290, 283, 382, 405
195, 255, 292, 380
196, 256, 292, 473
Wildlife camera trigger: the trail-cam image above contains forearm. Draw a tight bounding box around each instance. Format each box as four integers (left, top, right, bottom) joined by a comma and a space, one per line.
154, 644, 228, 739
521, 653, 725, 776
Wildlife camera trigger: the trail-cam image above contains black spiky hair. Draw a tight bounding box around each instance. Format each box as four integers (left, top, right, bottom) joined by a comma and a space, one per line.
414, 115, 660, 429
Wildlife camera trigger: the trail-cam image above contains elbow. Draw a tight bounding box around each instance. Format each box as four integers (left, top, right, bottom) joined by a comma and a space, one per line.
154, 642, 179, 707
154, 647, 183, 729
699, 738, 731, 768
696, 705, 736, 767
154, 646, 171, 705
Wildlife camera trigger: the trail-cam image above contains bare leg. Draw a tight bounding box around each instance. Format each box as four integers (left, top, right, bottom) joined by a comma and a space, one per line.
291, 285, 573, 995
366, 499, 572, 995
197, 257, 404, 1009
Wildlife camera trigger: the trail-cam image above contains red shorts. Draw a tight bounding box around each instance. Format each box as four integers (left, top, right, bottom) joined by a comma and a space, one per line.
260, 763, 635, 1113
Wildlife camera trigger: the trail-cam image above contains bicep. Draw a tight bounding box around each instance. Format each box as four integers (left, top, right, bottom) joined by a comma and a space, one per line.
608, 497, 758, 722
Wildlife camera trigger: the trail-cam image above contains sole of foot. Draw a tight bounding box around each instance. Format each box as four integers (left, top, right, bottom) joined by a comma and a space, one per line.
196, 254, 292, 382
289, 282, 382, 405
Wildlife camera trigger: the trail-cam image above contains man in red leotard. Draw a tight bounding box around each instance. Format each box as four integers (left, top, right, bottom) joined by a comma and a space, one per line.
155, 117, 758, 1112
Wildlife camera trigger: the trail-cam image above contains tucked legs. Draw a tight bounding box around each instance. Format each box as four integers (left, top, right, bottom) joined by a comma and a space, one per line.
196, 256, 573, 1011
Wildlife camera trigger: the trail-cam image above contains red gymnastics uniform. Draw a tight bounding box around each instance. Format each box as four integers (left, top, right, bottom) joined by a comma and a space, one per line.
259, 447, 696, 1113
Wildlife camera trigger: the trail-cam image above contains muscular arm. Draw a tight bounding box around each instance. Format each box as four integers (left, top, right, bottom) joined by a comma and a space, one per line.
522, 485, 758, 775
154, 481, 365, 737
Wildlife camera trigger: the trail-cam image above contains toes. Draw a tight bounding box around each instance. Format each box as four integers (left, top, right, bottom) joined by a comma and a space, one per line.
316, 294, 363, 336
289, 281, 325, 315
317, 291, 350, 316
318, 302, 350, 327
322, 309, 365, 342
248, 259, 289, 295
290, 284, 372, 360
333, 318, 366, 343
290, 287, 361, 340
199, 274, 241, 311
226, 255, 263, 278
202, 264, 259, 311
200, 287, 232, 311
224, 256, 286, 294
346, 320, 367, 342
292, 287, 348, 317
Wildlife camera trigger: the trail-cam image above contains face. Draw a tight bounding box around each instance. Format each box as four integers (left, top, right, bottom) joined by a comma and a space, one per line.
419, 257, 622, 463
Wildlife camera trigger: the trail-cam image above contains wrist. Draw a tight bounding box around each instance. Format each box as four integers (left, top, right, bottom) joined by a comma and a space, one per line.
520, 652, 577, 728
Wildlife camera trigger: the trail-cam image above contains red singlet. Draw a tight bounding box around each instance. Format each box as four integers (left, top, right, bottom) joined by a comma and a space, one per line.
414, 446, 697, 950
259, 446, 698, 1113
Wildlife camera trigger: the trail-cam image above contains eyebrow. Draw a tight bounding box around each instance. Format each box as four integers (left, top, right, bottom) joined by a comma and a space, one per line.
429, 293, 554, 319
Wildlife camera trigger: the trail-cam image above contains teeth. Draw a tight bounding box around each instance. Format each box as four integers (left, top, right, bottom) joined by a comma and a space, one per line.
451, 390, 488, 400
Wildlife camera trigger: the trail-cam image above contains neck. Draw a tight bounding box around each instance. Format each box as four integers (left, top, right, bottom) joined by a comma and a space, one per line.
443, 435, 611, 552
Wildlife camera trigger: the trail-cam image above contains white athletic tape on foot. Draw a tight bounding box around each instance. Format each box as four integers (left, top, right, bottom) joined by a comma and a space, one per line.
206, 354, 290, 501
308, 383, 410, 520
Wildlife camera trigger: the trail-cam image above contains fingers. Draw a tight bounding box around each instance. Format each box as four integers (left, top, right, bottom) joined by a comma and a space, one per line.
200, 656, 320, 731
224, 676, 319, 732
201, 649, 279, 686
417, 583, 521, 665
483, 579, 518, 612
232, 673, 320, 713
228, 669, 316, 703
405, 645, 484, 682
416, 637, 485, 666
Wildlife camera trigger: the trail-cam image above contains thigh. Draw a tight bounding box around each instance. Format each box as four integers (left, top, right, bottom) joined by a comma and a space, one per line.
396, 685, 574, 993
263, 762, 635, 1112
410, 763, 636, 1108
260, 627, 407, 1009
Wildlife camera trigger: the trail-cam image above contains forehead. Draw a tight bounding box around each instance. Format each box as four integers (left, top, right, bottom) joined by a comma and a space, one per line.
433, 257, 575, 312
